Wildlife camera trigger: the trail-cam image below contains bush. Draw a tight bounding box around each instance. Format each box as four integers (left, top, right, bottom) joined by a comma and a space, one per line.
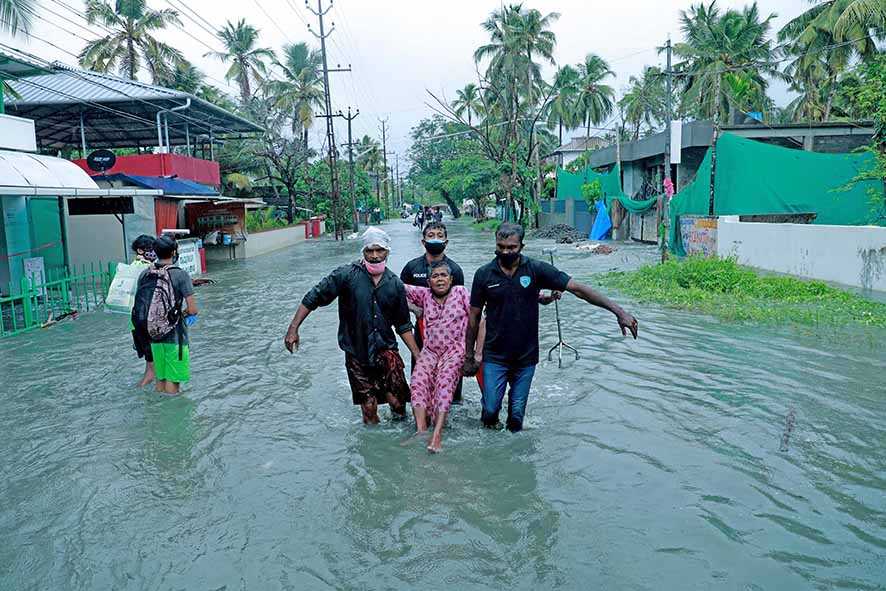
474, 219, 502, 233
600, 256, 886, 327
246, 207, 290, 233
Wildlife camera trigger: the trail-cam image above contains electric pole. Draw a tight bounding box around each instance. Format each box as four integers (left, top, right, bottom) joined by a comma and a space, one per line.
395, 153, 401, 209
339, 107, 360, 232
307, 0, 344, 240
662, 36, 673, 262
379, 118, 390, 215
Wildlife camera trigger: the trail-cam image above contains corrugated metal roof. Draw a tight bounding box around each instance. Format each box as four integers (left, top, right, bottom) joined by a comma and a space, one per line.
6, 67, 181, 105
4, 66, 263, 150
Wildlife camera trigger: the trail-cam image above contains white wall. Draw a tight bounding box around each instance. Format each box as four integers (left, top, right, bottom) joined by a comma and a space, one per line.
717, 216, 886, 292
0, 114, 37, 152
245, 224, 306, 258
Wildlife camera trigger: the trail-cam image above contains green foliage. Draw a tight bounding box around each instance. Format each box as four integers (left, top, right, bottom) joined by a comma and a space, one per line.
473, 218, 502, 233
79, 0, 185, 82
846, 54, 886, 221
246, 207, 290, 233
601, 256, 886, 327
581, 179, 603, 207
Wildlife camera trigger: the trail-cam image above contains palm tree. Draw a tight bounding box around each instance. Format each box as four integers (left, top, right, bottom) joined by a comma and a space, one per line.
197, 84, 237, 112
779, 1, 883, 122
355, 135, 382, 172
674, 2, 782, 124
546, 65, 580, 146
167, 62, 203, 93
830, 0, 886, 41
576, 53, 615, 140
206, 19, 274, 104
1, 0, 35, 35
619, 66, 666, 140
452, 83, 483, 126
271, 42, 324, 146
79, 0, 184, 82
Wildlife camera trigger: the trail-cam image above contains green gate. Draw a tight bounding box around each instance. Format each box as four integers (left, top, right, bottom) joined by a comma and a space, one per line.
0, 262, 115, 338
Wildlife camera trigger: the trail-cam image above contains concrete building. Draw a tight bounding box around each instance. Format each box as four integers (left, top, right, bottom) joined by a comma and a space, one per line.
549, 119, 875, 242
549, 136, 608, 166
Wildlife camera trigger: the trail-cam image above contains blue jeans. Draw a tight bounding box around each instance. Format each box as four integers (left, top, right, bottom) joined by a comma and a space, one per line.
481, 361, 536, 432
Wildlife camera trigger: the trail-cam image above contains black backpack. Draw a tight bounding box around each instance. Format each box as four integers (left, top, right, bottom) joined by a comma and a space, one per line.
132, 266, 184, 359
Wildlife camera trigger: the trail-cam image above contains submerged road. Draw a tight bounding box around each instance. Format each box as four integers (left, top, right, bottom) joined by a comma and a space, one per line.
1, 219, 884, 590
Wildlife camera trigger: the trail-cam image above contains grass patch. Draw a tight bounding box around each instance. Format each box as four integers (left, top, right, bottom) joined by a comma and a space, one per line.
473, 219, 502, 233
600, 256, 886, 327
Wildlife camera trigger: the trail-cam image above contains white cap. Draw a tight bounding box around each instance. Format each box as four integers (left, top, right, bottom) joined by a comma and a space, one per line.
361, 226, 391, 251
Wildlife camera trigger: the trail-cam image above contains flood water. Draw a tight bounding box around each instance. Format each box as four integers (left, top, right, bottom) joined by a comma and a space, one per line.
1, 219, 884, 590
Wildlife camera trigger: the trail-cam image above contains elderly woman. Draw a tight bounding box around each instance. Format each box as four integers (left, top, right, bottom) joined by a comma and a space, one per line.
284, 227, 422, 425
404, 262, 471, 452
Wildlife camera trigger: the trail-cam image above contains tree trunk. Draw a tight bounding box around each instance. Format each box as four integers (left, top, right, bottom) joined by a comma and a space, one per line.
440, 189, 461, 219
127, 36, 137, 80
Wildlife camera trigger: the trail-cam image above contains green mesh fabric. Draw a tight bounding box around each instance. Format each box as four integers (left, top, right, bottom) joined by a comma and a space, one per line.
669, 132, 884, 255
556, 164, 658, 214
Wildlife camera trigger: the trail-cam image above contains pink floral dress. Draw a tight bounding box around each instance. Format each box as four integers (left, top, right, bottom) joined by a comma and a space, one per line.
404, 285, 470, 418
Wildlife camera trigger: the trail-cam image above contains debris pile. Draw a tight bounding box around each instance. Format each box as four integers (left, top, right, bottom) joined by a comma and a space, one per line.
575, 243, 615, 254
533, 224, 585, 244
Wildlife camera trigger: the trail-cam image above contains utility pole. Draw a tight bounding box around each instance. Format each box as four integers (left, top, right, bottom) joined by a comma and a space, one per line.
661, 36, 673, 263
395, 153, 401, 209
307, 0, 344, 240
709, 74, 721, 217
379, 118, 390, 215
339, 107, 360, 232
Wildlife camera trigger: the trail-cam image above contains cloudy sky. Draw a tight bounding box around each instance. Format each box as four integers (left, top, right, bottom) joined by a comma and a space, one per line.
3, 0, 811, 159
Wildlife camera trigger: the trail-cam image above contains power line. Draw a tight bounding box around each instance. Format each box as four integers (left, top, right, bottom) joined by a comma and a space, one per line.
252, 0, 292, 42
44, 0, 116, 36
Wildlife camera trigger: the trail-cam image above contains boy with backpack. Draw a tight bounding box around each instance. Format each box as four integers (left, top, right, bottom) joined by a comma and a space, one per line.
132, 235, 198, 395
129, 234, 157, 386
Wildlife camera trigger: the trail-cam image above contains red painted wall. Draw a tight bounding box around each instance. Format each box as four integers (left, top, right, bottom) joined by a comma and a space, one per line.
72, 154, 221, 187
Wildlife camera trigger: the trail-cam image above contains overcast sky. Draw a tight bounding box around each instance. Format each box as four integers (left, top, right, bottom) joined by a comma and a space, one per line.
4, 0, 811, 160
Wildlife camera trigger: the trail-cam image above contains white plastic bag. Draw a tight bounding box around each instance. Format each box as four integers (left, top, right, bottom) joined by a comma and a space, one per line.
105, 262, 145, 314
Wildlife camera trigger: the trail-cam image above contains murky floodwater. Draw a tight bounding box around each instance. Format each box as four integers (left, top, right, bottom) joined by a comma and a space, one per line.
1, 219, 884, 590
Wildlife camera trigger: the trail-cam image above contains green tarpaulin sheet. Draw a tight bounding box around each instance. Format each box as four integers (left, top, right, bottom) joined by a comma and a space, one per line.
669, 132, 884, 255
556, 164, 658, 214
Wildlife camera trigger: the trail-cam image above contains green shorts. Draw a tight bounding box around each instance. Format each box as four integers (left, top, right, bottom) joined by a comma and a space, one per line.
150, 343, 190, 383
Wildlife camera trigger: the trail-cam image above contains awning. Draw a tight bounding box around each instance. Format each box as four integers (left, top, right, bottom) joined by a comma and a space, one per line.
0, 149, 159, 197
94, 173, 219, 196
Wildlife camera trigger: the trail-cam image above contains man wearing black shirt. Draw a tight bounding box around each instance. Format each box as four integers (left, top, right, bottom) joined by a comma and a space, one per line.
401, 221, 467, 403
285, 227, 421, 425
463, 222, 638, 432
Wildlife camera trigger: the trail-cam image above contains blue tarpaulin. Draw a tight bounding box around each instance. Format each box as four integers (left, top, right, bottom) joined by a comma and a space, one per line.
94, 173, 219, 196
590, 200, 612, 240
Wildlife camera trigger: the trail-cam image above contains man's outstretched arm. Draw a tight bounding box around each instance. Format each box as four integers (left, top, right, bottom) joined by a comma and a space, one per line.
284, 304, 312, 353
565, 279, 639, 338
285, 270, 343, 353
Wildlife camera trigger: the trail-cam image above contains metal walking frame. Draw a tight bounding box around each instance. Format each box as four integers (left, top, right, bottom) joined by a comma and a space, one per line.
543, 248, 580, 368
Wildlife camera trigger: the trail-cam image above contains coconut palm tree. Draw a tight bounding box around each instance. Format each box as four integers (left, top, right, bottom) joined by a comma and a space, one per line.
79, 0, 184, 82
206, 19, 274, 105
674, 2, 782, 124
779, 0, 883, 121
452, 83, 483, 126
1, 0, 34, 34
355, 135, 382, 172
546, 65, 580, 146
271, 42, 324, 146
576, 53, 615, 139
618, 66, 666, 140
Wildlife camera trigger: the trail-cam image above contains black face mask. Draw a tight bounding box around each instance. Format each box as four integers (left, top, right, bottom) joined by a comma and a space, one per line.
424, 239, 446, 256
495, 250, 520, 267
